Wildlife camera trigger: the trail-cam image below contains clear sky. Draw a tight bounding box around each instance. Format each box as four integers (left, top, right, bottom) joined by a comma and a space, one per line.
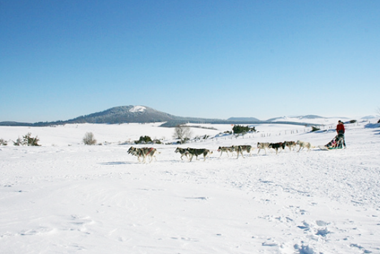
1, 0, 379, 122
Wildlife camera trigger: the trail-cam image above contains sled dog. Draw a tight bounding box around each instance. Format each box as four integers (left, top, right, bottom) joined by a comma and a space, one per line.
257, 142, 270, 154
233, 145, 253, 158
284, 141, 297, 151
175, 147, 190, 160
128, 146, 158, 163
187, 148, 213, 161
296, 140, 311, 152
268, 142, 285, 154
217, 146, 235, 157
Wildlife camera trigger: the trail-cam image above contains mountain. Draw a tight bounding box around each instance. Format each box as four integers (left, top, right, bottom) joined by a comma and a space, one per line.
0, 105, 222, 127
266, 115, 323, 122
361, 115, 377, 120
0, 121, 34, 126
0, 105, 324, 127
65, 106, 176, 124
227, 117, 261, 122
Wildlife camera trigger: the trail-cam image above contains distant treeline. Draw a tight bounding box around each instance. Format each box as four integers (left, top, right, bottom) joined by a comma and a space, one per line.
159, 120, 321, 128
0, 119, 322, 128
0, 120, 321, 128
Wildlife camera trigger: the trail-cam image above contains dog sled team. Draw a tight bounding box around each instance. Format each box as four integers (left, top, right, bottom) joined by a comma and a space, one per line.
128, 140, 314, 163
128, 121, 347, 163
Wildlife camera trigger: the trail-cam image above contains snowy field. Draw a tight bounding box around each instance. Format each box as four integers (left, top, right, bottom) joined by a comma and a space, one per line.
1, 117, 380, 254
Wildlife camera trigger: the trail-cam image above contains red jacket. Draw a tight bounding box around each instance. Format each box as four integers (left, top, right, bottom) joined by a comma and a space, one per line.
336, 123, 345, 134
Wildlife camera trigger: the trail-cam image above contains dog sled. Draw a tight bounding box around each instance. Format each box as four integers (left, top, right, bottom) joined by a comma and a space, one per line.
319, 134, 345, 150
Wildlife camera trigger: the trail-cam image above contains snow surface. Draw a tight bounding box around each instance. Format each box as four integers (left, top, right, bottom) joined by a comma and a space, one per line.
1, 117, 380, 253
129, 106, 146, 113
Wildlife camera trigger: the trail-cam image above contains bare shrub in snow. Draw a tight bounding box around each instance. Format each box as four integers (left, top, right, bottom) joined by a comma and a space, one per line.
13, 137, 23, 146
173, 125, 192, 143
83, 132, 97, 145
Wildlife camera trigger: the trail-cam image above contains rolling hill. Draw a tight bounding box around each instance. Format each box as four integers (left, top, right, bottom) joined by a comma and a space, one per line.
0, 105, 325, 127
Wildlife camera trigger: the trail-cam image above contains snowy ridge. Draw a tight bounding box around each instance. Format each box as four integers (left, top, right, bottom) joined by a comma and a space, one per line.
0, 118, 379, 253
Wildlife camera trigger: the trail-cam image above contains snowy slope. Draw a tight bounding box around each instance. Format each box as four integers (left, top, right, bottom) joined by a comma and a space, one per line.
0, 118, 379, 253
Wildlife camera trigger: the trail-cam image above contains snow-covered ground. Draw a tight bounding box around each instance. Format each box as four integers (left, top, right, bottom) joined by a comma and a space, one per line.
1, 117, 380, 253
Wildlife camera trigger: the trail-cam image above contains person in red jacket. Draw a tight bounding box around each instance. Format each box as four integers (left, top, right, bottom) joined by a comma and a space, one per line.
336, 120, 346, 148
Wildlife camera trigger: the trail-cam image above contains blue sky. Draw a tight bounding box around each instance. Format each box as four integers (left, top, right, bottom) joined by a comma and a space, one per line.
1, 0, 379, 122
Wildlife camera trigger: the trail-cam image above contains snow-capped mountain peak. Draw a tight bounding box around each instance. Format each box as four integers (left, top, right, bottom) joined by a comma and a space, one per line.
129, 106, 146, 113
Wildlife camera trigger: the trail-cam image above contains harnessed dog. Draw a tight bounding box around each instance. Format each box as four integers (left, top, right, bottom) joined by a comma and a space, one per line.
217, 146, 235, 157
296, 140, 312, 152
175, 147, 190, 160
257, 142, 270, 154
233, 145, 253, 158
187, 148, 213, 161
284, 141, 297, 151
268, 142, 285, 154
128, 146, 158, 163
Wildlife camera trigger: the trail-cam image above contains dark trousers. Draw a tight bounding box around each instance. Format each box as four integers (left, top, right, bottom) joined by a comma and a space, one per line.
337, 131, 346, 148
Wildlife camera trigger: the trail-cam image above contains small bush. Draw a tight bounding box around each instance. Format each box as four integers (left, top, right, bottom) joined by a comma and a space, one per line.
0, 139, 7, 146
135, 136, 152, 144
311, 126, 321, 132
232, 125, 256, 134
17, 133, 40, 146
83, 132, 97, 145
13, 137, 23, 146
